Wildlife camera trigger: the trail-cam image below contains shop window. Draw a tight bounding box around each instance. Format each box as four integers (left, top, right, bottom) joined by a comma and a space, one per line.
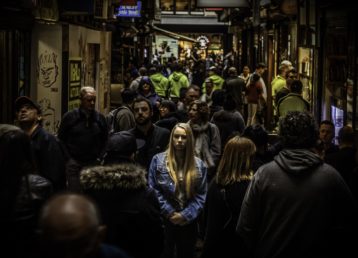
160, 0, 174, 11
160, 0, 202, 14
176, 0, 188, 12
322, 10, 358, 132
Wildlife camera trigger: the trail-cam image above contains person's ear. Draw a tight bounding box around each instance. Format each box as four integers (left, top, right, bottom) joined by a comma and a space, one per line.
96, 225, 107, 244
130, 153, 135, 161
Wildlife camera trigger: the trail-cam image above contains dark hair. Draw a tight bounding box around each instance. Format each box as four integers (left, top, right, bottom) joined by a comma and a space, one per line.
223, 94, 237, 111
121, 89, 137, 104
251, 73, 260, 83
290, 80, 303, 94
160, 100, 177, 113
256, 62, 266, 69
177, 88, 187, 102
320, 120, 334, 128
133, 96, 153, 112
148, 66, 157, 75
138, 67, 147, 76
211, 89, 225, 106
338, 126, 354, 144
279, 111, 318, 149
189, 100, 210, 122
242, 124, 268, 147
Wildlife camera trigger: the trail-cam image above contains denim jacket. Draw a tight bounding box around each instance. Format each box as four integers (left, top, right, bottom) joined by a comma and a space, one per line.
148, 152, 207, 223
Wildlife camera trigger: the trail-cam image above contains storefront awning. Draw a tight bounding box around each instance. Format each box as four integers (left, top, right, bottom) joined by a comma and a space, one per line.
150, 22, 196, 42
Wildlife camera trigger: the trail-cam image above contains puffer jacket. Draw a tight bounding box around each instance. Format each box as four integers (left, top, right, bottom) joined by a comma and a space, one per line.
80, 163, 164, 258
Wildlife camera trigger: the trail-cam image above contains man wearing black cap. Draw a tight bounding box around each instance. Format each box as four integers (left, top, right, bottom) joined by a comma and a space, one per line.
102, 131, 144, 165
15, 96, 66, 191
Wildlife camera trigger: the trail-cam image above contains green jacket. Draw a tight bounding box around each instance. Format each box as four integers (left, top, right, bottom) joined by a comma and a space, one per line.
271, 75, 286, 103
150, 73, 169, 97
278, 93, 310, 118
202, 74, 224, 94
168, 72, 189, 98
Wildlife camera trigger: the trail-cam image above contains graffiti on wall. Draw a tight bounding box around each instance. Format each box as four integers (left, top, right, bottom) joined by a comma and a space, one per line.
37, 50, 59, 88
39, 98, 58, 133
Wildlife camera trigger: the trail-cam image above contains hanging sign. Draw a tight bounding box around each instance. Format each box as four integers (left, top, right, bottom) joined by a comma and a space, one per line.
196, 36, 210, 50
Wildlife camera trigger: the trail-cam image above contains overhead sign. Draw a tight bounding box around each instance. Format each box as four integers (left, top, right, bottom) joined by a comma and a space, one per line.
115, 0, 141, 17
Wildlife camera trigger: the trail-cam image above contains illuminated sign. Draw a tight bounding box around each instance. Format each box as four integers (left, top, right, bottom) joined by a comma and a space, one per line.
115, 0, 141, 18
196, 36, 210, 50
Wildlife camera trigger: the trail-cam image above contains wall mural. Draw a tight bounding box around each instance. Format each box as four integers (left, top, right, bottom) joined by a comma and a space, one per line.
37, 50, 59, 88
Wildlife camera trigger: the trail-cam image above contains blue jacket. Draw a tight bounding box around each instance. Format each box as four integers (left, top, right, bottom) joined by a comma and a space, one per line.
148, 152, 207, 223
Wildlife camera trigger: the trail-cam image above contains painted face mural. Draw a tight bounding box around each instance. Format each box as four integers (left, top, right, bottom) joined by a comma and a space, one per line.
37, 51, 59, 88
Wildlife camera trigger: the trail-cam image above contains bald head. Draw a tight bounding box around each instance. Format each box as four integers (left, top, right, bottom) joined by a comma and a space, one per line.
39, 194, 104, 258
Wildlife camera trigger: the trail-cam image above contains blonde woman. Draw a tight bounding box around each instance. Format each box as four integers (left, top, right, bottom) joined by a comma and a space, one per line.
148, 123, 207, 258
201, 136, 256, 258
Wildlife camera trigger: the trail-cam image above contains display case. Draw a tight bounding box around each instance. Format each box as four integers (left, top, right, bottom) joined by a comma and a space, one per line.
298, 47, 313, 104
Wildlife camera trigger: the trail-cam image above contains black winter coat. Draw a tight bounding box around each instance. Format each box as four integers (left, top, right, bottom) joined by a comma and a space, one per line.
80, 163, 164, 258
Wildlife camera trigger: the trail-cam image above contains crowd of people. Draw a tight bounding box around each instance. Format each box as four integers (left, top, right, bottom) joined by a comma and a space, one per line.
2, 57, 358, 258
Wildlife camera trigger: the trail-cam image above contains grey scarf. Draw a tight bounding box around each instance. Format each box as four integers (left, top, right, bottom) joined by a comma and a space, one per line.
189, 121, 215, 168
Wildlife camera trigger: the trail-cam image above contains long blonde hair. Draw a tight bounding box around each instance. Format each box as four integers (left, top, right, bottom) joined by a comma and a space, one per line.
167, 123, 198, 198
216, 136, 256, 186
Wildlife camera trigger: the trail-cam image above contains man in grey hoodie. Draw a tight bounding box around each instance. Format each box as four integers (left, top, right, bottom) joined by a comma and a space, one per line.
237, 111, 357, 258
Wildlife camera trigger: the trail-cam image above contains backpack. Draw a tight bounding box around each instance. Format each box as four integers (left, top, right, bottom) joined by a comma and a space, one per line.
106, 106, 126, 134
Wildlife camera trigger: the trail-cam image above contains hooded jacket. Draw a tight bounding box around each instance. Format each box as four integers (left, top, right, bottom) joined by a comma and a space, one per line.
150, 72, 169, 97
237, 149, 357, 258
80, 163, 164, 258
168, 72, 189, 98
202, 74, 224, 94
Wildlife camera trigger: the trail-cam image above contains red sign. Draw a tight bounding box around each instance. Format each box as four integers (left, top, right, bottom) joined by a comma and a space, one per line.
120, 0, 137, 6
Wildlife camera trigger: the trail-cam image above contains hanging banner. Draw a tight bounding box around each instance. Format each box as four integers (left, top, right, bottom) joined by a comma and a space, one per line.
68, 59, 82, 111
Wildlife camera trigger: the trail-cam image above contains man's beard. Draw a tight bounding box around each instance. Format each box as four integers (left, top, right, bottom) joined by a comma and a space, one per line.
136, 116, 151, 125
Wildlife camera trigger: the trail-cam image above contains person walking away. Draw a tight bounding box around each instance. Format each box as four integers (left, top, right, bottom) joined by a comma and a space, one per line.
245, 74, 265, 126
80, 131, 164, 258
223, 67, 246, 114
237, 111, 357, 258
201, 136, 256, 258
